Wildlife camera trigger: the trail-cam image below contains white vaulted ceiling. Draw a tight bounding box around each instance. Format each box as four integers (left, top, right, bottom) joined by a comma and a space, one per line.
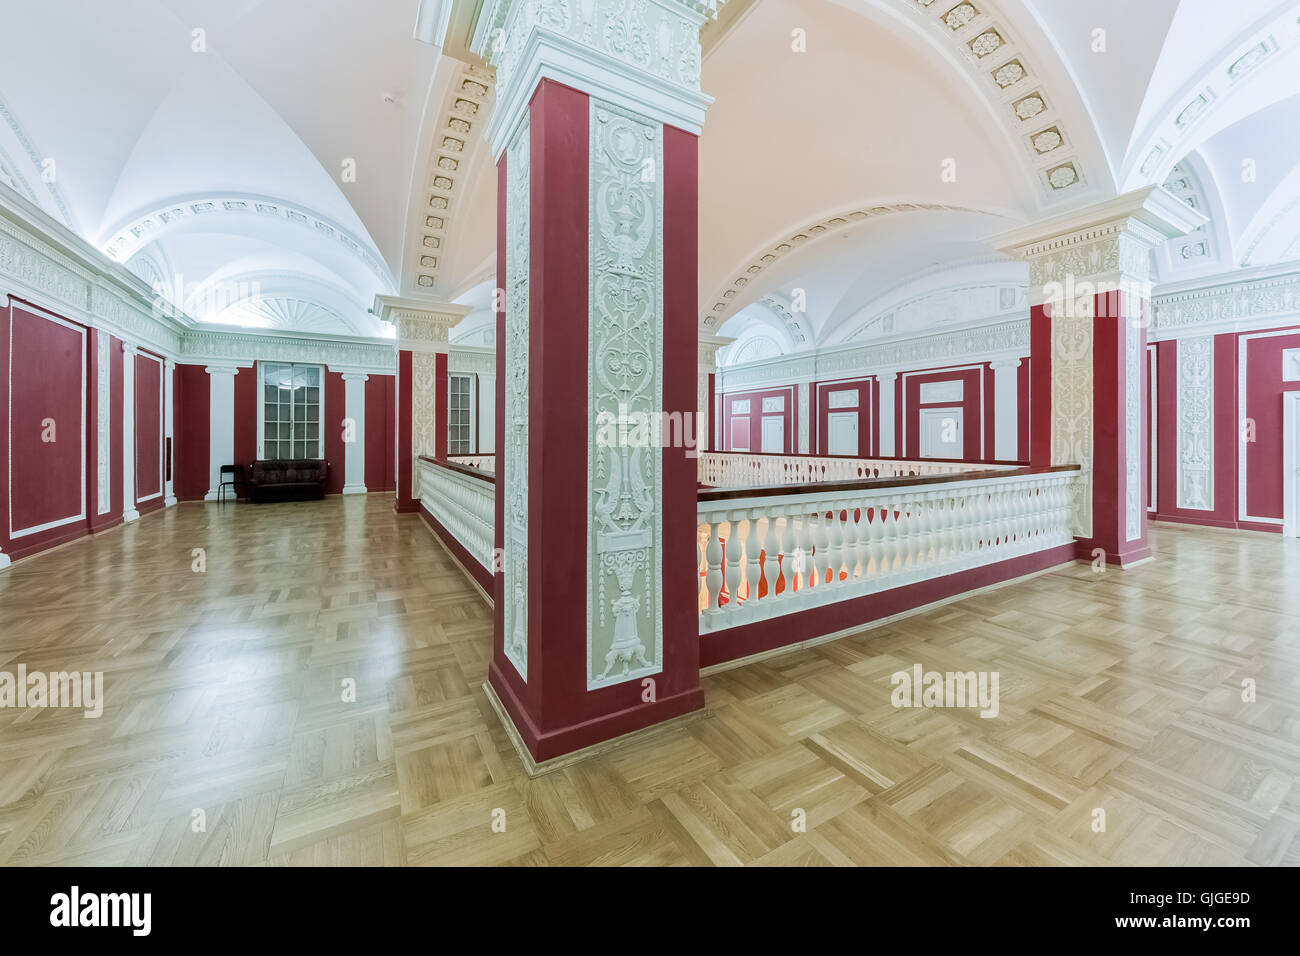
0, 0, 442, 336
3, 0, 1300, 350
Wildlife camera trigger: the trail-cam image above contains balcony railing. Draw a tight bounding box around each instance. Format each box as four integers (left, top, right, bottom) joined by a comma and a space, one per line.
448, 453, 496, 473
697, 450, 1018, 488
417, 456, 494, 574
696, 465, 1080, 632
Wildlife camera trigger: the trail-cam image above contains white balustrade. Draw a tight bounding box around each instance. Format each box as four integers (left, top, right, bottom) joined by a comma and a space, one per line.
697, 451, 1014, 488
418, 457, 495, 572
696, 469, 1078, 632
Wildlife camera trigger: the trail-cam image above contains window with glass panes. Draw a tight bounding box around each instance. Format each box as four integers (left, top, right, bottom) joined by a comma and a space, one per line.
448, 374, 473, 455
261, 363, 323, 460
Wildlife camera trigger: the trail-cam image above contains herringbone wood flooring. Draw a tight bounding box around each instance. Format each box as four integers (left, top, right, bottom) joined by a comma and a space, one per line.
0, 495, 1297, 865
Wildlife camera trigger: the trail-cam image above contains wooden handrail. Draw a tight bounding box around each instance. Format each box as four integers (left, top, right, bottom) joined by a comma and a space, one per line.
417, 455, 495, 484
697, 464, 1081, 502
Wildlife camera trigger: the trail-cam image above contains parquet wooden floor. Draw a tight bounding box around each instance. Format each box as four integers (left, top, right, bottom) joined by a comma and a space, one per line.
1, 495, 1297, 866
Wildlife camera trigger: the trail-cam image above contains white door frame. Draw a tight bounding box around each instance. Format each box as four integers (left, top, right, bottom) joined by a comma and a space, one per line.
919, 406, 963, 459
1284, 392, 1300, 537
826, 411, 858, 456
761, 415, 785, 454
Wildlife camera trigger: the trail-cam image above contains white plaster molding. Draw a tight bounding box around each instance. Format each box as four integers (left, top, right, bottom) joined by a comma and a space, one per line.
471, 0, 718, 157
164, 357, 177, 506
96, 333, 112, 515
878, 372, 897, 457
121, 341, 140, 523
374, 294, 468, 354
991, 357, 1020, 462
1176, 335, 1215, 511
702, 200, 1003, 332
341, 372, 369, 495
204, 366, 239, 502
100, 193, 395, 292
448, 344, 497, 375
1152, 263, 1300, 339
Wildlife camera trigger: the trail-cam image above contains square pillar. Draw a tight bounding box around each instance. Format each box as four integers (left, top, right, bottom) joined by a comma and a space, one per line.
122, 341, 140, 523
464, 0, 718, 766
999, 187, 1206, 567
204, 366, 239, 501
341, 372, 369, 495
373, 297, 468, 512
990, 358, 1021, 461
698, 333, 731, 453
877, 372, 898, 456
163, 359, 177, 506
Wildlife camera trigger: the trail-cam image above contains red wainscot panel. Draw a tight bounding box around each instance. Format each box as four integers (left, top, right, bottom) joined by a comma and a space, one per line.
364, 374, 396, 492
174, 365, 210, 500
720, 385, 796, 454
1153, 335, 1239, 530
323, 369, 346, 495
135, 351, 165, 514
814, 378, 873, 457
1240, 327, 1300, 531
898, 363, 990, 462
2, 302, 91, 561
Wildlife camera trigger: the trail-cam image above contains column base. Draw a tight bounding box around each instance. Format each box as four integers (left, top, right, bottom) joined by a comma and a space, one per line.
486, 662, 706, 770
0, 552, 10, 572
123, 508, 141, 523
1075, 539, 1153, 568
341, 483, 368, 496
164, 495, 178, 507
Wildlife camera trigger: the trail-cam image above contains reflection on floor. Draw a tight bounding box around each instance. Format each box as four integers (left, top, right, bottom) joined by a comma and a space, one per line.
0, 495, 1296, 865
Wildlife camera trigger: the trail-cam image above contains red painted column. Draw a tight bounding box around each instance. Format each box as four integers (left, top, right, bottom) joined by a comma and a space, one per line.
435, 352, 448, 461
1004, 187, 1205, 567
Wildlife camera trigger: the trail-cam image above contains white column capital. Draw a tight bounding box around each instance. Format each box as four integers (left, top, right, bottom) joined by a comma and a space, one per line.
877, 371, 898, 384
164, 358, 177, 372
204, 365, 239, 377
340, 371, 371, 383
698, 333, 733, 371
989, 358, 1022, 371
373, 295, 468, 354
460, 0, 719, 157
121, 341, 138, 357
996, 186, 1208, 305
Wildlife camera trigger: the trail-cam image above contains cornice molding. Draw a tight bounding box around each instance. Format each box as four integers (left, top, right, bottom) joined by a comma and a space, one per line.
100, 192, 395, 292
373, 294, 470, 353
448, 343, 496, 374
718, 316, 1029, 390
701, 200, 1004, 332
0, 188, 396, 372
1152, 263, 1300, 339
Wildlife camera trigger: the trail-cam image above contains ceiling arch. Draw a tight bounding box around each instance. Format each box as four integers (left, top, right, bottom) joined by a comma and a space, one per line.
700, 199, 1015, 332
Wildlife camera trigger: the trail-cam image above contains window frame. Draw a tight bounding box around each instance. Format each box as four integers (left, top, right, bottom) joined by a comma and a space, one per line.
257, 361, 326, 461
448, 372, 475, 456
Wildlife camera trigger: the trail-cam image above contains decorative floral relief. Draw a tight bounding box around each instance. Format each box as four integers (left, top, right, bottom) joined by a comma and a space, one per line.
1125, 318, 1142, 541
588, 98, 663, 689
504, 116, 530, 681
1052, 304, 1093, 537
1176, 335, 1214, 511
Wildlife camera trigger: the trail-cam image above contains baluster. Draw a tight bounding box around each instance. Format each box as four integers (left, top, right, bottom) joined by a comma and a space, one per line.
744, 513, 763, 609
865, 503, 882, 582
798, 511, 817, 594
813, 508, 830, 587
763, 508, 782, 604
826, 503, 844, 586
696, 528, 707, 610
842, 504, 860, 584
724, 515, 744, 616
780, 509, 797, 596
705, 519, 723, 617
890, 502, 907, 579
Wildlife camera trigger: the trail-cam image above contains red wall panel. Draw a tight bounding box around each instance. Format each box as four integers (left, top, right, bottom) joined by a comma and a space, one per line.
234, 361, 256, 468
814, 378, 872, 456
324, 369, 345, 494
175, 364, 210, 500
6, 304, 87, 555
364, 374, 395, 492
901, 364, 987, 460
134, 352, 163, 504
719, 385, 796, 453
1242, 329, 1300, 523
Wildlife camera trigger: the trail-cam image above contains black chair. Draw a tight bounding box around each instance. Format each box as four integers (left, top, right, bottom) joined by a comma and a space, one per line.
217, 464, 244, 503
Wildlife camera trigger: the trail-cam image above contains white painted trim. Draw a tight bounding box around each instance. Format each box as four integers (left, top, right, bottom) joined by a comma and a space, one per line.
900, 364, 986, 460
341, 371, 369, 495
1147, 343, 1157, 513
133, 350, 165, 505
164, 359, 177, 506
121, 342, 139, 522
7, 302, 87, 538
1284, 392, 1300, 537
990, 358, 1020, 461
1237, 328, 1298, 524
204, 366, 239, 501
878, 372, 897, 457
